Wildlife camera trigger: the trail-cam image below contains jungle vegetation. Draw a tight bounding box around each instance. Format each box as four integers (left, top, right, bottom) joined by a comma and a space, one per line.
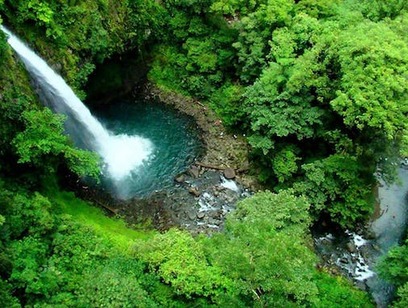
0, 0, 407, 306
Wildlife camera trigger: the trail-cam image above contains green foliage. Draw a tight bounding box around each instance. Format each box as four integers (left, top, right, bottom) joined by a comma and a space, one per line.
361, 0, 408, 21
204, 191, 319, 306
394, 283, 408, 308
209, 82, 245, 127
313, 271, 373, 307
0, 30, 7, 63
210, 0, 259, 15
295, 0, 340, 18
232, 0, 295, 82
0, 180, 167, 307
328, 21, 408, 139
135, 191, 369, 306
13, 108, 100, 179
244, 61, 323, 142
0, 191, 54, 239
378, 240, 408, 287
76, 257, 158, 308
378, 240, 408, 307
293, 154, 373, 227
2, 0, 164, 92
0, 279, 20, 307
272, 145, 300, 183
227, 190, 312, 233
47, 186, 154, 250
135, 229, 232, 299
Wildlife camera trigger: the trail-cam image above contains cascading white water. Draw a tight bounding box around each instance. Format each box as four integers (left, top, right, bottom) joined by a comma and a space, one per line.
1, 26, 153, 181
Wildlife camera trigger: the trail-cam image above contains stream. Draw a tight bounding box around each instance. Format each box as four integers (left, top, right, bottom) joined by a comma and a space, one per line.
314, 166, 408, 307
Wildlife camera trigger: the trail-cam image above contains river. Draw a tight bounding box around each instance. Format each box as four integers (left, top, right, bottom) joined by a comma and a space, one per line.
314, 166, 408, 307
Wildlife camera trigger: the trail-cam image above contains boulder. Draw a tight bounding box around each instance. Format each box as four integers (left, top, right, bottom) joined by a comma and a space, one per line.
223, 168, 236, 179
188, 187, 200, 197
188, 211, 196, 220
346, 242, 357, 253
197, 212, 205, 219
188, 166, 200, 178
174, 174, 185, 183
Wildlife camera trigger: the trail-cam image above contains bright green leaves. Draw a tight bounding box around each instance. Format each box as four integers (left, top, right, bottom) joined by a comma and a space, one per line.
13, 109, 67, 165
378, 240, 408, 287
244, 61, 323, 143
148, 3, 237, 99
293, 154, 373, 227
9, 236, 50, 295
378, 240, 408, 307
134, 191, 323, 306
17, 1, 54, 25
232, 0, 295, 82
313, 272, 374, 307
328, 21, 408, 139
135, 229, 232, 299
13, 108, 100, 179
183, 38, 218, 73
210, 0, 258, 15
76, 257, 157, 308
361, 0, 408, 21
209, 82, 245, 127
227, 190, 311, 234
239, 4, 408, 225
272, 145, 300, 183
206, 191, 318, 306
3, 192, 55, 238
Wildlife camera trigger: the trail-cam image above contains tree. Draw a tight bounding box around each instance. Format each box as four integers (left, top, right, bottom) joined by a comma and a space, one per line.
135, 228, 233, 300
12, 108, 100, 179
293, 154, 373, 227
204, 191, 319, 306
378, 240, 408, 307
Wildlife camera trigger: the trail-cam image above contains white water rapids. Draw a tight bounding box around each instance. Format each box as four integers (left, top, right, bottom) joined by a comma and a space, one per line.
1, 26, 153, 181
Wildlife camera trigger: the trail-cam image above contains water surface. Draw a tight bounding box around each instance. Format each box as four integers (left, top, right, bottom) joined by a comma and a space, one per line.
93, 99, 203, 199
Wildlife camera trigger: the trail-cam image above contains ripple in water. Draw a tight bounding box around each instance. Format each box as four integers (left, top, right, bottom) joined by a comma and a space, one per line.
94, 99, 202, 199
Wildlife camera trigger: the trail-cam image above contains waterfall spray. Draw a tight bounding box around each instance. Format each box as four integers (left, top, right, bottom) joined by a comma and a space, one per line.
1, 26, 153, 182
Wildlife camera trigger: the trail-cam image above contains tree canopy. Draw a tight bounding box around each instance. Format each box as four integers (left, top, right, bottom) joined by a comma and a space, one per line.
0, 0, 406, 306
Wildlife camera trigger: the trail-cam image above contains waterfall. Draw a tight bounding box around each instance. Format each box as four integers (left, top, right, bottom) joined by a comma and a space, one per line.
1, 26, 153, 181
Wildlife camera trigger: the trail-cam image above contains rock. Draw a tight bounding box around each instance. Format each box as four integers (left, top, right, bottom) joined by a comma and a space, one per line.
188, 211, 196, 220
346, 242, 357, 253
197, 212, 205, 219
174, 174, 185, 183
188, 166, 200, 178
364, 229, 376, 240
223, 168, 236, 179
208, 218, 217, 225
209, 210, 222, 219
188, 187, 200, 197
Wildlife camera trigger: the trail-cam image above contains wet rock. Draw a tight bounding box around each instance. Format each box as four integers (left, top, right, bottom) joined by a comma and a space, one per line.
188, 211, 196, 220
364, 229, 376, 240
197, 212, 205, 219
188, 166, 200, 178
346, 242, 357, 253
208, 218, 218, 225
175, 174, 185, 183
209, 210, 222, 219
188, 187, 200, 197
223, 168, 236, 179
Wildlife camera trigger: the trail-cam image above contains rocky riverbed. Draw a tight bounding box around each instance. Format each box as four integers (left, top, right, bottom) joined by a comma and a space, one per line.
314, 166, 408, 307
